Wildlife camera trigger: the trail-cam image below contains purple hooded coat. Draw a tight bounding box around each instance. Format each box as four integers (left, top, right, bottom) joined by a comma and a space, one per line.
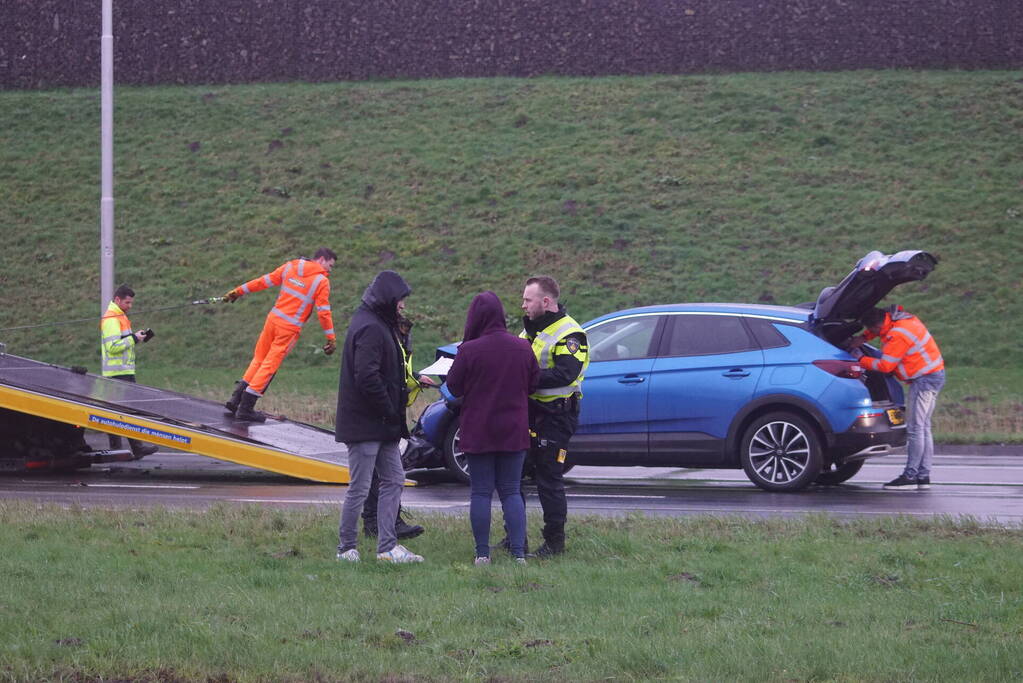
445, 291, 539, 454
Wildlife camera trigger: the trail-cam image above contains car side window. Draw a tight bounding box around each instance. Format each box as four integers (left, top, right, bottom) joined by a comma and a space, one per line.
587, 316, 661, 362
663, 314, 756, 356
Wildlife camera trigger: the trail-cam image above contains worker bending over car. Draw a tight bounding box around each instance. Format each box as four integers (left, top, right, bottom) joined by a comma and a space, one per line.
848, 305, 945, 491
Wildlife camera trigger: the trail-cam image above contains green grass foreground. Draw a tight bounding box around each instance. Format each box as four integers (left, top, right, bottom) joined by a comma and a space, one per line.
1, 503, 1021, 681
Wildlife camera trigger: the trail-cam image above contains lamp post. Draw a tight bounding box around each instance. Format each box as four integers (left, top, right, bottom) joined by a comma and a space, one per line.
99, 0, 114, 311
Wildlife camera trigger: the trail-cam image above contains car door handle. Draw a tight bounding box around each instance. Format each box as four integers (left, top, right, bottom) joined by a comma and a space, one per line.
618, 375, 646, 384
722, 369, 750, 378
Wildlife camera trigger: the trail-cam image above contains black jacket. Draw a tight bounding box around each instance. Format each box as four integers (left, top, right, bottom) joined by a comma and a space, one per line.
334, 271, 412, 443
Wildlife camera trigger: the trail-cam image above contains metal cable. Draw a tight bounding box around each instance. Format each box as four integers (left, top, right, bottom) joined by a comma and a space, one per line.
0, 297, 225, 333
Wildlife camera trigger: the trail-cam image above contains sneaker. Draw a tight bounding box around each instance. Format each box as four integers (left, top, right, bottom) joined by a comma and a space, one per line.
377, 544, 424, 563
474, 556, 491, 566
883, 475, 918, 490
916, 476, 931, 490
514, 557, 527, 566
336, 548, 360, 562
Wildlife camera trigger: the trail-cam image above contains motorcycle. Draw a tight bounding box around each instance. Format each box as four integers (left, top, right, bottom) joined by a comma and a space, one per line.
400, 382, 469, 483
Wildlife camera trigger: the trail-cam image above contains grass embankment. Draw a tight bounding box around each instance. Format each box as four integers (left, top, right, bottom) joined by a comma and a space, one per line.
0, 503, 1020, 681
2, 70, 1021, 440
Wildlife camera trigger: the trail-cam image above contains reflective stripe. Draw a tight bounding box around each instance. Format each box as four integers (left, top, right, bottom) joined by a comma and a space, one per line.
535, 319, 578, 367
102, 333, 124, 343
323, 328, 335, 337
880, 353, 900, 364
297, 260, 305, 276
533, 385, 578, 397
241, 283, 252, 294
316, 305, 331, 311
280, 284, 312, 302
263, 274, 273, 287
905, 357, 944, 379
271, 307, 304, 327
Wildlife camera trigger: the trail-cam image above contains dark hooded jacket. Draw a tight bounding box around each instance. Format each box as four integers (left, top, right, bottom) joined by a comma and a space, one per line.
445, 291, 539, 454
335, 270, 412, 443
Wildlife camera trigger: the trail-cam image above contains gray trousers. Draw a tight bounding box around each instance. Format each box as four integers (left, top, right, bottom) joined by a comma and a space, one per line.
337, 440, 404, 555
904, 371, 945, 479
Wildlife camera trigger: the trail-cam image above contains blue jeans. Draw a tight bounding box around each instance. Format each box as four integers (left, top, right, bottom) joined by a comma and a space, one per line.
904, 370, 945, 479
467, 451, 527, 559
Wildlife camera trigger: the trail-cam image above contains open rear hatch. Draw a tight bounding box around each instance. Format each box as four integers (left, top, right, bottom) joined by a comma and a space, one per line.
810, 250, 938, 345
810, 250, 938, 403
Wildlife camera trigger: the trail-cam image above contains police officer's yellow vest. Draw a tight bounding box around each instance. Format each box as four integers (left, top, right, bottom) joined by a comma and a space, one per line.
100, 301, 136, 377
520, 314, 589, 402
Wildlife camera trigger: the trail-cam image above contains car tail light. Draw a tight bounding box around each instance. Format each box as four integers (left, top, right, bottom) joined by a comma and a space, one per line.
812, 359, 865, 379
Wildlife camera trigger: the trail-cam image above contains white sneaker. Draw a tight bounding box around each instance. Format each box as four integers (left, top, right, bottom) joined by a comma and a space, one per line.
377, 544, 424, 563
474, 556, 491, 566
336, 548, 360, 562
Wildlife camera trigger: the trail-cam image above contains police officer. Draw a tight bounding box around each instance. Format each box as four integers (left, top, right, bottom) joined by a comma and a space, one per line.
519, 275, 588, 557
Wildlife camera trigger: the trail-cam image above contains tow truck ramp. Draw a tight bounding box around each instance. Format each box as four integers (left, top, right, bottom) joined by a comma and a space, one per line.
0, 351, 350, 483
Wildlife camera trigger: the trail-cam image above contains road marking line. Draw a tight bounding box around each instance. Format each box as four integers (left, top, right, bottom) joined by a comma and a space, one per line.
84, 484, 200, 489
567, 493, 666, 499
230, 498, 339, 504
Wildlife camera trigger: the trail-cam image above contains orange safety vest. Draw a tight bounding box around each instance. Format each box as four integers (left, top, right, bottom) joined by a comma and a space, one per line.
237, 258, 335, 339
860, 312, 944, 381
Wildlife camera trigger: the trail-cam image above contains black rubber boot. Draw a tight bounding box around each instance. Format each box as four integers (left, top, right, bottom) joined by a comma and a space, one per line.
528, 542, 564, 559
225, 380, 248, 415
395, 512, 425, 540
364, 509, 425, 539
236, 391, 267, 423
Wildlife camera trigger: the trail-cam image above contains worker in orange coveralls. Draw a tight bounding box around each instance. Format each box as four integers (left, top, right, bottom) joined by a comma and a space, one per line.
222, 247, 338, 422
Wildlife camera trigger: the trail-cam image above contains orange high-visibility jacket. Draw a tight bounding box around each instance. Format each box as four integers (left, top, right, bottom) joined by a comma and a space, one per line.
860, 311, 943, 381
235, 258, 335, 339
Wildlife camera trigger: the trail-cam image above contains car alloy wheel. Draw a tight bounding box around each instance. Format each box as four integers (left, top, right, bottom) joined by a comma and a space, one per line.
442, 421, 470, 484
740, 412, 823, 492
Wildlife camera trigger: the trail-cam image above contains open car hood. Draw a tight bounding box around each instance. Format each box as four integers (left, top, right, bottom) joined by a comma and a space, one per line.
811, 250, 938, 341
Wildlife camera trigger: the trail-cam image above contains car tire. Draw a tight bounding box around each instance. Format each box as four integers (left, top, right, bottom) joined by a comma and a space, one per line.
441, 419, 470, 484
740, 412, 823, 492
815, 459, 865, 486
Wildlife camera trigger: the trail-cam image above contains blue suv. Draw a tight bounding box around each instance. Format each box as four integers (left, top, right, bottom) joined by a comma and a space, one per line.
410, 251, 936, 491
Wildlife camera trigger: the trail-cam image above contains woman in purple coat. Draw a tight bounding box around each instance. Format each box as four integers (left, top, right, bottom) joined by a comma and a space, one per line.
446, 291, 540, 565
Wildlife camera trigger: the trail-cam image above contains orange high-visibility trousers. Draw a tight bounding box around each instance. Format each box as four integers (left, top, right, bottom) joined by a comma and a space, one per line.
243, 317, 300, 395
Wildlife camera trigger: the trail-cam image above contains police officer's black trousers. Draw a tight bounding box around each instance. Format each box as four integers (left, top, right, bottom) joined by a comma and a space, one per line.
527, 443, 568, 548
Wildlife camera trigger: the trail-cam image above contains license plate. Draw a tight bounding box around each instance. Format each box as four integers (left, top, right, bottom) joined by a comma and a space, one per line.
887, 408, 905, 426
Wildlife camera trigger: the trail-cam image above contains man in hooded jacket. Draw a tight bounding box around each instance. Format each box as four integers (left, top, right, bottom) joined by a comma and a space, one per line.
335, 270, 424, 563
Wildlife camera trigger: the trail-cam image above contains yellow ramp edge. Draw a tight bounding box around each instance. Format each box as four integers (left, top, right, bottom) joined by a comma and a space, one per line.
0, 384, 351, 484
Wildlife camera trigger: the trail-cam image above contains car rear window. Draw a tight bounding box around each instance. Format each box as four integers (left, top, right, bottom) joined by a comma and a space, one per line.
745, 317, 792, 350
663, 314, 757, 356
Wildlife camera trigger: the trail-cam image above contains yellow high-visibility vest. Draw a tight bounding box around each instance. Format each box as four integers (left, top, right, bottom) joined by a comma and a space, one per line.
520, 314, 589, 402
100, 301, 136, 377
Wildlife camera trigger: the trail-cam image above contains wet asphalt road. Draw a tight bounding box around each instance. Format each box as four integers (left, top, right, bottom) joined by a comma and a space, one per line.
2, 442, 1022, 525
